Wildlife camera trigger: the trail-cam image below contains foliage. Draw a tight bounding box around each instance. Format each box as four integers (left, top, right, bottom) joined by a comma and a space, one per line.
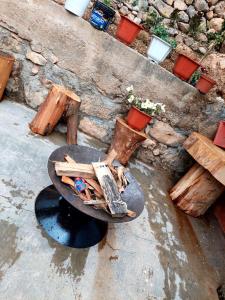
189, 14, 203, 37
144, 11, 177, 48
170, 9, 179, 27
190, 70, 201, 86
126, 86, 166, 116
103, 0, 111, 6
207, 20, 225, 50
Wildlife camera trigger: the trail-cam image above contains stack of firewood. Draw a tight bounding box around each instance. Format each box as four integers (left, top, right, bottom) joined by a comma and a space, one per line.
54, 152, 136, 218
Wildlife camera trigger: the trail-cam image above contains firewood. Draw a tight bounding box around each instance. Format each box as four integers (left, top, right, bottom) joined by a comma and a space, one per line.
85, 178, 103, 196
55, 162, 95, 178
29, 85, 80, 136
104, 149, 118, 166
84, 200, 106, 205
61, 175, 74, 187
0, 52, 15, 101
127, 210, 137, 218
64, 154, 77, 164
92, 162, 128, 217
85, 188, 92, 201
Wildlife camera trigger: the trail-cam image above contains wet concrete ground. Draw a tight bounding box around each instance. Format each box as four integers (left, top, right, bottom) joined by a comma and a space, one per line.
0, 100, 225, 300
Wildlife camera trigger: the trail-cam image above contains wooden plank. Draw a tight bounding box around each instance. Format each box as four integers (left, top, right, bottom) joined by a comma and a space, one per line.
65, 95, 81, 145
183, 132, 225, 185
92, 162, 128, 217
170, 163, 225, 217
55, 162, 95, 179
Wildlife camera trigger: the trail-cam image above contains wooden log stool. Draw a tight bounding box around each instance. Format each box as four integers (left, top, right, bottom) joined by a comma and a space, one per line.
0, 52, 15, 101
108, 117, 147, 165
170, 132, 225, 217
29, 84, 81, 144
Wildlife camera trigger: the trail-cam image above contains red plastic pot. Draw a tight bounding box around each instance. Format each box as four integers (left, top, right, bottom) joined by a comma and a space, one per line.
173, 54, 201, 81
127, 106, 152, 131
196, 74, 216, 94
116, 16, 142, 45
213, 121, 225, 149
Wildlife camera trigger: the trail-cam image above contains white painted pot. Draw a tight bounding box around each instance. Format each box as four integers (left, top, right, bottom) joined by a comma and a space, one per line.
65, 0, 90, 17
147, 35, 172, 64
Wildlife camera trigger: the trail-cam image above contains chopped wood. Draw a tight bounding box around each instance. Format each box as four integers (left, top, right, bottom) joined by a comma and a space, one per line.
55, 161, 96, 179
65, 97, 81, 145
170, 163, 225, 217
104, 149, 118, 166
85, 178, 103, 196
0, 53, 15, 101
85, 188, 92, 201
183, 132, 225, 186
127, 210, 137, 218
64, 154, 77, 164
84, 200, 106, 205
92, 162, 128, 217
61, 175, 74, 187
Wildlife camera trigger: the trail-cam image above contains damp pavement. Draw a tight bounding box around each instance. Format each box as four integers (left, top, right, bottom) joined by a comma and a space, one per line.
0, 100, 225, 300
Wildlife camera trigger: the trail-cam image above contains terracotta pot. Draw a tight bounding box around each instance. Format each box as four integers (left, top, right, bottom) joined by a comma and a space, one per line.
116, 16, 142, 45
196, 74, 216, 94
173, 54, 201, 81
213, 121, 225, 149
127, 106, 152, 131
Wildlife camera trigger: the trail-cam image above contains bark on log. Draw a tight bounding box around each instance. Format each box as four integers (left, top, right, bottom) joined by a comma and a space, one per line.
183, 132, 225, 185
66, 98, 81, 144
108, 118, 147, 165
0, 52, 15, 101
170, 163, 225, 217
29, 85, 80, 136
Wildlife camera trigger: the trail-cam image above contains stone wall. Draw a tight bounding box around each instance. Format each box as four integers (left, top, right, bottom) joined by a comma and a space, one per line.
0, 0, 224, 177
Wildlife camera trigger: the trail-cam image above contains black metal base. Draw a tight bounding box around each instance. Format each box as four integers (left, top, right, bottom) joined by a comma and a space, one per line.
35, 185, 108, 248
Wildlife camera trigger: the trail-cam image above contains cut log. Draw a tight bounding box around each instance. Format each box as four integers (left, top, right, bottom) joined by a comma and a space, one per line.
92, 162, 128, 217
29, 85, 80, 136
65, 96, 81, 144
108, 118, 147, 165
183, 132, 225, 185
55, 162, 95, 179
170, 163, 225, 217
0, 52, 15, 101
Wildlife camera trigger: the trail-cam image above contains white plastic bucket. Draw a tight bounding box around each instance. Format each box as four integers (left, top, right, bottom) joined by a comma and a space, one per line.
147, 35, 172, 64
65, 0, 90, 17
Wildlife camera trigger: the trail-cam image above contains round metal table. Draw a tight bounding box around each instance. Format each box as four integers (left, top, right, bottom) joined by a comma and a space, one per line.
35, 145, 144, 248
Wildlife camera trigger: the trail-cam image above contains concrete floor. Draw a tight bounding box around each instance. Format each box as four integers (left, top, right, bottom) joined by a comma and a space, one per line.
0, 100, 225, 300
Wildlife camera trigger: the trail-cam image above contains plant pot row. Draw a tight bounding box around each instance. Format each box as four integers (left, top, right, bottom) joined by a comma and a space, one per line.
173, 54, 216, 94
64, 0, 174, 64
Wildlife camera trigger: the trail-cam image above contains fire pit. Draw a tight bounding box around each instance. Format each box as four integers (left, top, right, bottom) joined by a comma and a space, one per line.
35, 145, 145, 248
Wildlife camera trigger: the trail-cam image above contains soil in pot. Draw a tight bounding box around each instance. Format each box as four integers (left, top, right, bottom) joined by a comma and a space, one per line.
90, 1, 115, 31
116, 16, 143, 45
147, 35, 172, 64
127, 106, 152, 131
65, 0, 90, 17
173, 54, 201, 81
196, 74, 216, 94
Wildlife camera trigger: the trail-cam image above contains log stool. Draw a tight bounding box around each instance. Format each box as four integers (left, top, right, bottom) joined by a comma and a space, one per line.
170, 132, 225, 217
108, 117, 147, 165
29, 84, 81, 144
0, 52, 15, 101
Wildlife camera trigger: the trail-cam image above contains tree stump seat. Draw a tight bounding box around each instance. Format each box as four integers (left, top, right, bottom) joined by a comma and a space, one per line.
170, 132, 225, 217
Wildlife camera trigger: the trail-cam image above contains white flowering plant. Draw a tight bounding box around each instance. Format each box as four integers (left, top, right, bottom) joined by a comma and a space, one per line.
126, 85, 166, 116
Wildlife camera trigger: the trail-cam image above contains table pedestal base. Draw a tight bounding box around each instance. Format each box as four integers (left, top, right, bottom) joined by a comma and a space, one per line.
35, 185, 108, 248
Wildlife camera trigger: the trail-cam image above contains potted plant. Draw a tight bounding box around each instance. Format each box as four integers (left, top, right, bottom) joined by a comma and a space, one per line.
173, 54, 201, 81
144, 12, 177, 64
116, 16, 143, 45
90, 0, 116, 31
65, 0, 90, 17
196, 73, 216, 94
126, 85, 166, 131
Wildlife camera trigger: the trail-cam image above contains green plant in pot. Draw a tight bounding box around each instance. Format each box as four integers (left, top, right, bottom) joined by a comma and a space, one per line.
126, 85, 166, 131
145, 11, 177, 63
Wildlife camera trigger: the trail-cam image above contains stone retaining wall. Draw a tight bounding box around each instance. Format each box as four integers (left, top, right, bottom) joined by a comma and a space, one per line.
0, 0, 224, 176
